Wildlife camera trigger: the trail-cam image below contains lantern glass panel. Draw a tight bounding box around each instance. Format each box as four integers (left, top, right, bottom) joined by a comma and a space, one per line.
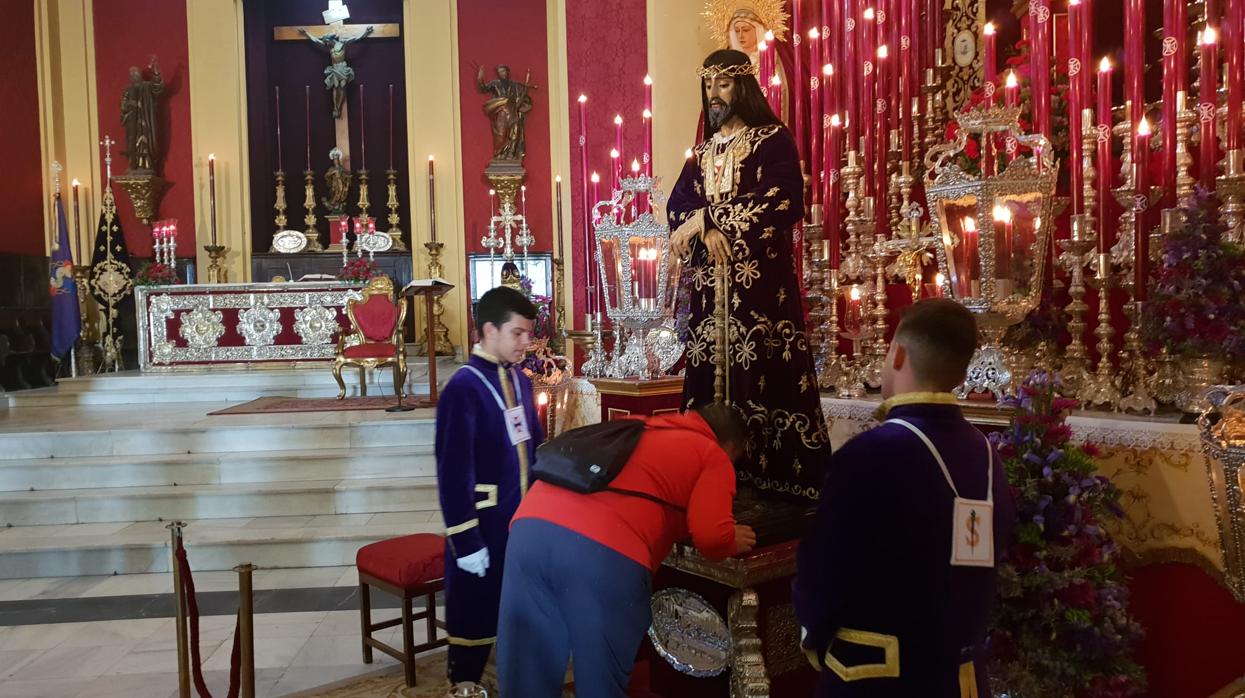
936, 194, 981, 299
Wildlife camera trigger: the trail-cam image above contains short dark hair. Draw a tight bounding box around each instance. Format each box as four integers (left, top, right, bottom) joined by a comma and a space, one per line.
893, 299, 979, 391
475, 287, 537, 333
695, 402, 749, 446
699, 49, 783, 138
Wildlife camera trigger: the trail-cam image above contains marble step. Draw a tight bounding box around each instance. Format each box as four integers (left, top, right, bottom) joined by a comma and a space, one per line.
0, 514, 445, 579
0, 416, 436, 461
0, 476, 441, 526
0, 444, 436, 492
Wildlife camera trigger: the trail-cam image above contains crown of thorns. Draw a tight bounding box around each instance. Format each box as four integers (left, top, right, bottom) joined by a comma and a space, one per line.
696, 63, 758, 78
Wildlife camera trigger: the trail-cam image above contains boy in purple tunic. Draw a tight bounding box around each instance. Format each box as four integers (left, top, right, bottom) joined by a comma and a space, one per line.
794, 299, 1017, 697
436, 287, 542, 693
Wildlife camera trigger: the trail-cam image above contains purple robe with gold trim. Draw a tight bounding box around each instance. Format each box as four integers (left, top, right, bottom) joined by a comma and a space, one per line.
667, 124, 830, 500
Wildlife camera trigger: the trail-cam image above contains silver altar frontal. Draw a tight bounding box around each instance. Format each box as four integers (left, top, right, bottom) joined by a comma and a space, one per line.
136, 281, 364, 371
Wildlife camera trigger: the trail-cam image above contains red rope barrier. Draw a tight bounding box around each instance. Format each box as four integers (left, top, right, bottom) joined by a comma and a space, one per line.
176, 543, 242, 698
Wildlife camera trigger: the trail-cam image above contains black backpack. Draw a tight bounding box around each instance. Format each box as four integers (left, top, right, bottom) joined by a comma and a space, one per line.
532, 419, 684, 510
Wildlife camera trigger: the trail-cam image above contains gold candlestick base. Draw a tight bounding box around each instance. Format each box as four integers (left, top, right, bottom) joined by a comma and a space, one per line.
204, 244, 228, 284
552, 257, 567, 355
1218, 149, 1245, 244
1058, 218, 1096, 398
1082, 269, 1120, 408
384, 169, 407, 251
1117, 295, 1157, 416
416, 241, 454, 357
302, 170, 323, 251
273, 170, 288, 230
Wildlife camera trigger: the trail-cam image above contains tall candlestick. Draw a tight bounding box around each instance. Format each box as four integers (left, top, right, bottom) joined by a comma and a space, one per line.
555, 175, 564, 259
388, 84, 395, 170
609, 148, 620, 188
274, 86, 283, 169
875, 44, 889, 216
1162, 0, 1178, 203
1125, 0, 1145, 141
590, 172, 600, 222
304, 85, 311, 171
1004, 70, 1019, 107
427, 155, 436, 243
643, 74, 653, 176
577, 94, 591, 320
844, 1, 858, 156
829, 113, 843, 268
982, 21, 997, 105
1067, 2, 1084, 215
770, 74, 783, 118
358, 84, 366, 171
823, 63, 835, 208
809, 28, 823, 202
1200, 27, 1219, 190
1226, 0, 1243, 151
1134, 117, 1151, 301
1032, 0, 1053, 138
208, 154, 218, 246
71, 179, 81, 264
1097, 58, 1114, 252
862, 7, 876, 197
613, 114, 624, 183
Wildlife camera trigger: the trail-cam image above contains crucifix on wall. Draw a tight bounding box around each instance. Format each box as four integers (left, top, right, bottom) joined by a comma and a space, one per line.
273, 1, 400, 170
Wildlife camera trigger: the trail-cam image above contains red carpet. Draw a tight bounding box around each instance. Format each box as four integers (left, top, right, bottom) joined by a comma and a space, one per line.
1128, 562, 1245, 697
207, 395, 433, 415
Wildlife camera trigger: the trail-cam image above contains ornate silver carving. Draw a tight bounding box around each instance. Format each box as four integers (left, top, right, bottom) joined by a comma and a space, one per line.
293, 305, 339, 346
238, 305, 282, 347
1199, 386, 1245, 603
648, 588, 731, 677
178, 307, 226, 349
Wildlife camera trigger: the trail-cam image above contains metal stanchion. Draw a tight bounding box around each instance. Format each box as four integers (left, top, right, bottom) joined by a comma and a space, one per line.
235, 563, 256, 698
168, 521, 190, 698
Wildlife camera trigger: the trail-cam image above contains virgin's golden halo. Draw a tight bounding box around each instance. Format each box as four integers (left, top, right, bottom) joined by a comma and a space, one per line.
696, 63, 760, 79
702, 0, 789, 45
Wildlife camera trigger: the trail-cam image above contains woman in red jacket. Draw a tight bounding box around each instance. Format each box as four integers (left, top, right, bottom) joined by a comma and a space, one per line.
496, 404, 757, 697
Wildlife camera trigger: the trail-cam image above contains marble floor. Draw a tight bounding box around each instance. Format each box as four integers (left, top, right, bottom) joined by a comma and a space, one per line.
0, 566, 444, 698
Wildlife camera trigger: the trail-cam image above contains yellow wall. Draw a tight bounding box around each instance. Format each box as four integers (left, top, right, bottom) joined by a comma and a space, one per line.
35, 0, 101, 258
547, 0, 573, 321
647, 0, 717, 196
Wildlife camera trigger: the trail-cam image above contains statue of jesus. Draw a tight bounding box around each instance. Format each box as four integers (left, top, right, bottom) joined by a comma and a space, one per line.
299, 26, 374, 119
120, 58, 165, 173
475, 64, 535, 162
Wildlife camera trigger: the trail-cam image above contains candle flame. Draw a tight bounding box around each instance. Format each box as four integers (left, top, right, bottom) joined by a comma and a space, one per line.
72, 178, 80, 186
1202, 27, 1217, 44
489, 189, 496, 196
823, 63, 834, 76
208, 153, 215, 161
983, 22, 995, 35
428, 154, 435, 161
521, 185, 527, 192
809, 27, 820, 40
963, 216, 977, 233
849, 286, 862, 301
1005, 71, 1018, 88
757, 40, 768, 51
590, 172, 600, 183
1068, 0, 1080, 5
577, 94, 587, 103
685, 148, 694, 159
1098, 56, 1112, 72
992, 203, 1012, 223
830, 113, 842, 127
614, 114, 623, 125
764, 29, 775, 41
1137, 117, 1152, 136
642, 108, 652, 119
863, 7, 875, 20
771, 74, 782, 86
610, 148, 620, 159
631, 159, 640, 172
537, 391, 549, 406
878, 45, 888, 59
935, 272, 946, 286
555, 175, 562, 183
643, 75, 653, 86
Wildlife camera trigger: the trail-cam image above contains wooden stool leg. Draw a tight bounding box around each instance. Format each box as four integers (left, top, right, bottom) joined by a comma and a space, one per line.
360, 582, 373, 664
359, 366, 368, 397
402, 594, 416, 687
425, 592, 436, 643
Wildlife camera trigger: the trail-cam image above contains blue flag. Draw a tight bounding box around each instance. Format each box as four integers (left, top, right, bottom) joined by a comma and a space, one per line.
49, 195, 81, 360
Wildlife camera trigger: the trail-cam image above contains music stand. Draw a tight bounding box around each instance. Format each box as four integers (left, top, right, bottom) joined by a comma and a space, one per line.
396, 279, 454, 408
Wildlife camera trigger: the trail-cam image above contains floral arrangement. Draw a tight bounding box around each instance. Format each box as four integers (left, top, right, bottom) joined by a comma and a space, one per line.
134, 261, 180, 286
338, 258, 382, 283
987, 372, 1146, 698
1142, 188, 1245, 362
944, 36, 1071, 177
517, 276, 554, 340
520, 338, 569, 386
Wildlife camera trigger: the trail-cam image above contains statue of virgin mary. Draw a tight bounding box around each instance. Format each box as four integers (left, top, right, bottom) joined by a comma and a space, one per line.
702, 0, 791, 117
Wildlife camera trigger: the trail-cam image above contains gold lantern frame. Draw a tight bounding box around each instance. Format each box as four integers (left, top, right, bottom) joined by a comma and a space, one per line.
924, 105, 1058, 397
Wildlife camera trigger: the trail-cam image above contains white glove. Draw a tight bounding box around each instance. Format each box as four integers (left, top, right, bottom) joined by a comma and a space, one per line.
456, 548, 490, 577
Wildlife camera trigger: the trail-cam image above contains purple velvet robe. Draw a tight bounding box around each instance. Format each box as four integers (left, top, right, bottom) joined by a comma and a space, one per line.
667, 124, 830, 500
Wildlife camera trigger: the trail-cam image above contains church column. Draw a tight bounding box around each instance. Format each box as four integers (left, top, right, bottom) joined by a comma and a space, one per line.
405, 0, 468, 352
186, 0, 252, 282
35, 0, 102, 259
546, 0, 575, 326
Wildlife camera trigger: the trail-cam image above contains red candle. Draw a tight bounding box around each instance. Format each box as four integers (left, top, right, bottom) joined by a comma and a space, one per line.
208, 154, 218, 246
809, 29, 823, 204
1226, 0, 1244, 151
643, 75, 653, 176
1200, 27, 1219, 190
576, 95, 591, 320
274, 86, 283, 170
983, 22, 997, 105
1031, 0, 1052, 138
844, 1, 859, 155
1067, 2, 1083, 215
829, 114, 843, 268
1173, 0, 1187, 95
388, 84, 394, 170
793, 1, 806, 164
427, 156, 436, 243
1161, 0, 1178, 202
875, 44, 890, 221
1097, 58, 1114, 252
1134, 117, 1151, 301
1125, 0, 1145, 143
823, 63, 836, 207
304, 85, 311, 171
861, 7, 876, 196
613, 114, 624, 183
1004, 70, 1019, 107
358, 84, 366, 170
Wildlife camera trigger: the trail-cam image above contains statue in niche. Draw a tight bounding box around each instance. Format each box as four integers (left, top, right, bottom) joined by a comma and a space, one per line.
120, 57, 165, 173
299, 25, 375, 119
322, 147, 352, 214
475, 64, 536, 162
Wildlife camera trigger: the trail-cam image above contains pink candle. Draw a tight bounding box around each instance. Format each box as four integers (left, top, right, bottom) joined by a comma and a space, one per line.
577, 94, 590, 319
304, 85, 311, 171
1161, 0, 1177, 201
875, 44, 890, 220
643, 75, 653, 175
1097, 58, 1114, 252
1031, 0, 1052, 138
844, 1, 859, 154
1134, 118, 1151, 301
274, 86, 283, 169
1067, 2, 1084, 215
358, 84, 366, 170
388, 84, 394, 170
1227, 0, 1244, 151
983, 22, 997, 105
861, 7, 876, 196
590, 172, 600, 221
809, 29, 823, 203
613, 114, 624, 183
829, 115, 843, 267
1125, 0, 1145, 141
1173, 0, 1187, 95
1005, 70, 1019, 107
208, 154, 217, 246
793, 1, 806, 164
1200, 28, 1219, 190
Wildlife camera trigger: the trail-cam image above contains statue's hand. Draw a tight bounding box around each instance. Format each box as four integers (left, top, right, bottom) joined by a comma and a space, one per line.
670, 217, 701, 260
702, 228, 732, 265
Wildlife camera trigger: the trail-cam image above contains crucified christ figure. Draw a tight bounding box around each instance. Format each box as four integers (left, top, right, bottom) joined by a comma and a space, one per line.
299, 25, 374, 119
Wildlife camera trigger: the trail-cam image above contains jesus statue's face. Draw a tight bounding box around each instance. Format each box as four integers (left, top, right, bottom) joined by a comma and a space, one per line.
703, 76, 737, 128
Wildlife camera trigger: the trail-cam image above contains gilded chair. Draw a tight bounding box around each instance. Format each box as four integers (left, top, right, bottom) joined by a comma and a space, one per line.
334, 276, 408, 399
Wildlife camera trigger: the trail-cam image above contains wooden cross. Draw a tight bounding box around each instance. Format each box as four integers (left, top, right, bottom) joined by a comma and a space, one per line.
273, 1, 399, 171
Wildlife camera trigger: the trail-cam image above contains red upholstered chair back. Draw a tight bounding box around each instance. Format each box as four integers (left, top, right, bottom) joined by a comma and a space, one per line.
352, 294, 399, 342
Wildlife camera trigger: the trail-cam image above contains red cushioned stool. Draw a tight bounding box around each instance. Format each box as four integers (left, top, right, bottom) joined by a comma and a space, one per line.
357, 533, 448, 687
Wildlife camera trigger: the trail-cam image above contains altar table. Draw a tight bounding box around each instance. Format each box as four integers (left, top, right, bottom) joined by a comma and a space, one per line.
136, 281, 363, 371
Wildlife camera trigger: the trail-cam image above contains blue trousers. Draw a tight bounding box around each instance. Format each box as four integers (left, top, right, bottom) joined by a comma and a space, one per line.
497, 519, 652, 698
